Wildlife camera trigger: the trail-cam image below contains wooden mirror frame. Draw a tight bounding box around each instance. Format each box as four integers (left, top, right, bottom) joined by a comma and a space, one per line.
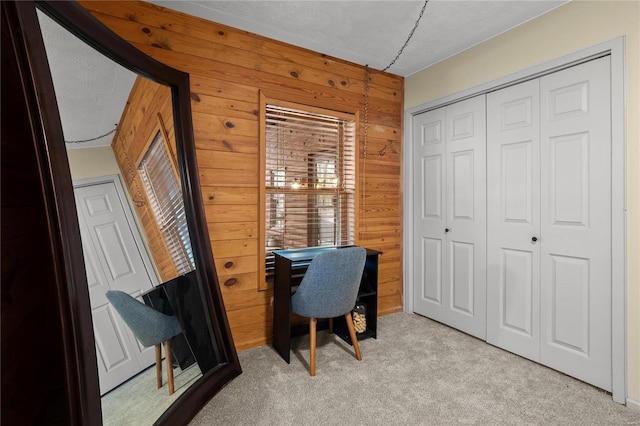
2, 1, 241, 424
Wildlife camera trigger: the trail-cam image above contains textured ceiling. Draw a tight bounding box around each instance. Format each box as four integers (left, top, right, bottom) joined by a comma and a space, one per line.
39, 0, 568, 148
38, 10, 137, 149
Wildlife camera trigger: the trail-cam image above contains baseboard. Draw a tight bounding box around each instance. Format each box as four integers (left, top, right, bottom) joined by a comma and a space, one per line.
627, 398, 640, 411
237, 337, 269, 351
378, 306, 403, 316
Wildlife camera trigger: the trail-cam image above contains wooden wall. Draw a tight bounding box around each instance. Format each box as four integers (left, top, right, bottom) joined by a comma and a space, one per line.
111, 76, 181, 283
80, 0, 404, 351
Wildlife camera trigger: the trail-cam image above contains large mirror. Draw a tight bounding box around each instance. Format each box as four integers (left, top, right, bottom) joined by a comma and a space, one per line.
7, 1, 241, 424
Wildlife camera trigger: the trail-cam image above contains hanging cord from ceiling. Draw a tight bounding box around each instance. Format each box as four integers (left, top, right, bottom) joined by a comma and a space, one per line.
64, 125, 118, 144
363, 0, 429, 159
381, 0, 429, 73
361, 0, 429, 232
115, 130, 147, 207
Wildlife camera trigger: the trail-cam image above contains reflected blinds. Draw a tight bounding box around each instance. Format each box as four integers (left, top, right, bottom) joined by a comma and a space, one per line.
265, 104, 356, 270
139, 131, 195, 275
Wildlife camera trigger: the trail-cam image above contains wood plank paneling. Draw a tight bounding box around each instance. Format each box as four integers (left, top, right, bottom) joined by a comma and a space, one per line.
215, 255, 258, 275
202, 186, 257, 205
78, 0, 402, 91
226, 304, 273, 350
111, 76, 181, 282
82, 0, 403, 352
196, 150, 258, 171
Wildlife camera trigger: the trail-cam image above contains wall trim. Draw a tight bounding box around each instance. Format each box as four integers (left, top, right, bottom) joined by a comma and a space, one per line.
403, 36, 626, 404
628, 398, 640, 411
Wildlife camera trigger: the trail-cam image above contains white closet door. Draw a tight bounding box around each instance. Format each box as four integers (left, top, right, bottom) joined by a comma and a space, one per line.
413, 95, 486, 339
487, 79, 541, 361
445, 96, 487, 338
412, 107, 447, 323
539, 57, 612, 391
75, 181, 156, 394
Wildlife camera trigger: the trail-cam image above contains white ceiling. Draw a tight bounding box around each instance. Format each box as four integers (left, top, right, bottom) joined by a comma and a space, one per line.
39, 0, 567, 148
38, 10, 137, 149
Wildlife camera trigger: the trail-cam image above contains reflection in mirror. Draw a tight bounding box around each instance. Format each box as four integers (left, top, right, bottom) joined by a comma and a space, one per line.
37, 9, 218, 425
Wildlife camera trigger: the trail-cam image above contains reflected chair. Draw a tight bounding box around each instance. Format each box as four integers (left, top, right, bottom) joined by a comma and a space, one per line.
291, 247, 367, 376
105, 290, 183, 395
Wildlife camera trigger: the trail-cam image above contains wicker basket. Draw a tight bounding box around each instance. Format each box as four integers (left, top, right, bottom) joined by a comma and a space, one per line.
352, 302, 367, 334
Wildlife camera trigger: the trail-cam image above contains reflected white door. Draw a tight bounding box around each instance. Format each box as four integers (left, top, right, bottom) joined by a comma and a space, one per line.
413, 95, 486, 339
539, 57, 611, 391
487, 79, 541, 361
75, 180, 156, 395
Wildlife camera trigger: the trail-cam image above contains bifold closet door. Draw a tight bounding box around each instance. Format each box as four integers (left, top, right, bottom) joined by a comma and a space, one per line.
539, 57, 612, 391
413, 95, 486, 339
487, 56, 612, 391
486, 79, 541, 362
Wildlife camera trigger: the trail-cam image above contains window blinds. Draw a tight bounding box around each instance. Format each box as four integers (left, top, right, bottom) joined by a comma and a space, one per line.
265, 104, 356, 267
139, 131, 195, 275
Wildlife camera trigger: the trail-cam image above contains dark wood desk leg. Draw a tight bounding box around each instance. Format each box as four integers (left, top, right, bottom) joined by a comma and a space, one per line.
272, 255, 292, 363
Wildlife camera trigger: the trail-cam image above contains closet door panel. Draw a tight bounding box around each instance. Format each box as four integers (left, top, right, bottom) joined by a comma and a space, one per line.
444, 95, 486, 339
500, 249, 534, 333
450, 241, 474, 315
422, 155, 443, 219
548, 254, 590, 351
420, 237, 442, 303
487, 79, 540, 361
540, 56, 612, 391
413, 108, 447, 317
413, 95, 486, 340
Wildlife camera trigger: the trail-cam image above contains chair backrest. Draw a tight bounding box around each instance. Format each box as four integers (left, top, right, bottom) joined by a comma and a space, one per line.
291, 247, 367, 319
106, 290, 182, 347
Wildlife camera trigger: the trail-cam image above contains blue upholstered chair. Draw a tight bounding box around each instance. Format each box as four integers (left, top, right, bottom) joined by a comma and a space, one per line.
291, 247, 367, 376
105, 290, 183, 394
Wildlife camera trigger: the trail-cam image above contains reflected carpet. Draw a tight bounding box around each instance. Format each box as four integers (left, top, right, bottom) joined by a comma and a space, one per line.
102, 360, 201, 425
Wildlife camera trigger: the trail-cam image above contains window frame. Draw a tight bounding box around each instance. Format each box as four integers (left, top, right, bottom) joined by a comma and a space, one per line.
259, 92, 360, 290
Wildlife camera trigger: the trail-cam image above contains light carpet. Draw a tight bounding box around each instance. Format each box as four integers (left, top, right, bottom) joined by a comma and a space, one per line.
190, 312, 640, 425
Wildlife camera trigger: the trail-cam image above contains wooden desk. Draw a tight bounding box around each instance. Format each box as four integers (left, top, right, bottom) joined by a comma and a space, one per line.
272, 246, 381, 363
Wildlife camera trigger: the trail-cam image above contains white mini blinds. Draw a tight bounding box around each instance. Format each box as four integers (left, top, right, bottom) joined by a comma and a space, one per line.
139, 131, 194, 275
264, 104, 356, 263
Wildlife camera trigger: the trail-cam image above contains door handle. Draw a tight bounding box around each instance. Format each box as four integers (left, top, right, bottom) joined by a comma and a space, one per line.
445, 228, 450, 233
531, 236, 538, 242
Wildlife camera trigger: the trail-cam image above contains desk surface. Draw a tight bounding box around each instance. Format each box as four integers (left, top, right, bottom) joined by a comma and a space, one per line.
273, 245, 381, 263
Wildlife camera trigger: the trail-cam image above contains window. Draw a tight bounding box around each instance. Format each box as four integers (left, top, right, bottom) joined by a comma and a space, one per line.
262, 102, 356, 280
139, 130, 194, 275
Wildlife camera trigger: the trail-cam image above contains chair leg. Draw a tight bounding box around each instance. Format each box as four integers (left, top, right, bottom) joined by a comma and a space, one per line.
309, 317, 317, 376
328, 317, 333, 334
164, 340, 175, 395
344, 313, 362, 361
155, 344, 162, 389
